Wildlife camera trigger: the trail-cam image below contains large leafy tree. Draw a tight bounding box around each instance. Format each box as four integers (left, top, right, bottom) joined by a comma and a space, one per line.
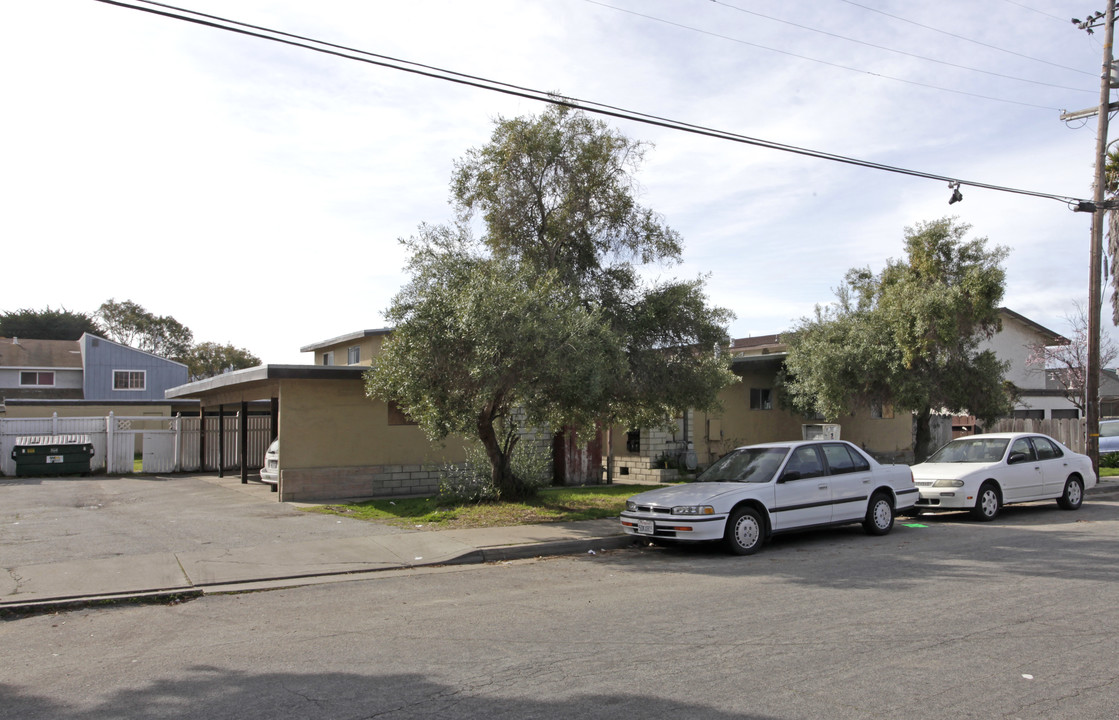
368, 106, 735, 499
97, 298, 194, 361
0, 307, 101, 340
781, 217, 1013, 461
183, 341, 262, 381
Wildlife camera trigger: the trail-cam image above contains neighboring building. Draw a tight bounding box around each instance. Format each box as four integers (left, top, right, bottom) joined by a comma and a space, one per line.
0, 333, 190, 416
299, 329, 392, 367
0, 336, 85, 406
978, 308, 1074, 422
605, 333, 915, 480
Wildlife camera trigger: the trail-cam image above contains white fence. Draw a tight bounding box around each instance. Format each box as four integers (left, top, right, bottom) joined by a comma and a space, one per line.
0, 413, 271, 476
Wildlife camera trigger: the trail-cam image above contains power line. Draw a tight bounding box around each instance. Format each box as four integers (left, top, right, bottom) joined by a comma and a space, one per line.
837, 0, 1095, 76
585, 0, 1069, 110
699, 0, 1092, 93
90, 0, 1092, 208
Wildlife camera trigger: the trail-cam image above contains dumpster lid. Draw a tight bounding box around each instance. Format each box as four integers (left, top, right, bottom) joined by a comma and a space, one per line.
14, 434, 94, 446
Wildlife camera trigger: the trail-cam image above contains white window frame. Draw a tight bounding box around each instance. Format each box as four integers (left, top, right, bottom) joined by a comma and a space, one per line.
19, 370, 56, 387
113, 369, 147, 391
347, 346, 361, 365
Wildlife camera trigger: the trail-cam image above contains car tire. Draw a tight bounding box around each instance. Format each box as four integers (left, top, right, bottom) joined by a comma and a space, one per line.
724, 506, 765, 555
970, 482, 1000, 521
863, 492, 894, 535
1057, 477, 1084, 510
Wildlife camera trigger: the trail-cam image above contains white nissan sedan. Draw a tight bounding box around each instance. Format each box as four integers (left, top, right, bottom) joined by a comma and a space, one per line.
910, 432, 1096, 521
619, 440, 918, 555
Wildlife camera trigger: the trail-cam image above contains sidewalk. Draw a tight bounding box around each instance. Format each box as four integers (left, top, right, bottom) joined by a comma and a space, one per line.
3, 476, 1117, 616
0, 516, 634, 616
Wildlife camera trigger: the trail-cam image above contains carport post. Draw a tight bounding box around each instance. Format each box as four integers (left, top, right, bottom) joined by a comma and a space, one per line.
199, 408, 206, 472
240, 401, 248, 484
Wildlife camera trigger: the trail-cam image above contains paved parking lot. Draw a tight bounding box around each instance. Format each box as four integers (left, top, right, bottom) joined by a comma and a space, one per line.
0, 473, 408, 568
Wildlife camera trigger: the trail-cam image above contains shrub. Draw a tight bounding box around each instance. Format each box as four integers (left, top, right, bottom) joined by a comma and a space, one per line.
1100, 452, 1119, 469
437, 440, 553, 503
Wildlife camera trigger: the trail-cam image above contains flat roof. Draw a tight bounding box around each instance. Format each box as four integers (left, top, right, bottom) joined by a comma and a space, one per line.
165, 364, 366, 399
299, 328, 392, 353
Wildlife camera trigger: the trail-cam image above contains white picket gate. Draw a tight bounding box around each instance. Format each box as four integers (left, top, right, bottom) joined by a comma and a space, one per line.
1, 413, 271, 476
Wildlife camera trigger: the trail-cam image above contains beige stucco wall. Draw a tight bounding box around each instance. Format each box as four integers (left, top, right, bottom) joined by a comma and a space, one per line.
311, 335, 387, 367
274, 378, 469, 501
605, 362, 914, 473
277, 378, 466, 468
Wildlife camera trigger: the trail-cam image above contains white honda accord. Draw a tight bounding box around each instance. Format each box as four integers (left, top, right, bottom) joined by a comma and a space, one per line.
619, 440, 918, 555
910, 432, 1096, 520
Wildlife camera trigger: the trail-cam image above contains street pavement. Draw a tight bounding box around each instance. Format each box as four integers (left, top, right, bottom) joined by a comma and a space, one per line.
3, 472, 1117, 615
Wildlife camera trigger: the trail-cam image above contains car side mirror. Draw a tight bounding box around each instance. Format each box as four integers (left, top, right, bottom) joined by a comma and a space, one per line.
1007, 451, 1028, 465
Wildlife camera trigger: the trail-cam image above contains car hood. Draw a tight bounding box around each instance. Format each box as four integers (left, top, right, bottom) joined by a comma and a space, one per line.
627, 482, 749, 507
911, 462, 993, 481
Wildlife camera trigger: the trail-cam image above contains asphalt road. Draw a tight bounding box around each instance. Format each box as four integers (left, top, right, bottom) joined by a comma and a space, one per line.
2, 495, 1117, 719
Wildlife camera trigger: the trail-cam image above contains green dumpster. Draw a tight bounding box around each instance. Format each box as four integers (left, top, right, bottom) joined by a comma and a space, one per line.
11, 435, 95, 477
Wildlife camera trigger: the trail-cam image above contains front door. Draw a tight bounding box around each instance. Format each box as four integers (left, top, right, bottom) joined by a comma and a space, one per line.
772, 445, 831, 531
1002, 436, 1044, 501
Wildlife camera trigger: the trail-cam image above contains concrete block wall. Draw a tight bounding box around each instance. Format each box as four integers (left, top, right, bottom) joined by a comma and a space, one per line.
278, 464, 444, 502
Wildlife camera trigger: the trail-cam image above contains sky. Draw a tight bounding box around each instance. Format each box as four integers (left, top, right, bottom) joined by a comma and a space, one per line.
2, 0, 1116, 364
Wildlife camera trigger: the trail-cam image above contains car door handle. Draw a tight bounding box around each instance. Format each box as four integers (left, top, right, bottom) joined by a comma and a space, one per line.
818, 484, 828, 490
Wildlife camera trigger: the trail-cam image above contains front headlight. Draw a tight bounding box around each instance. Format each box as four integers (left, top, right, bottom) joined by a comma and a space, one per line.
671, 505, 715, 515
933, 479, 965, 488
626, 501, 637, 512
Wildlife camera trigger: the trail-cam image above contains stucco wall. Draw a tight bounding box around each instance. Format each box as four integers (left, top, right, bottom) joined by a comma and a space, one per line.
275, 378, 468, 501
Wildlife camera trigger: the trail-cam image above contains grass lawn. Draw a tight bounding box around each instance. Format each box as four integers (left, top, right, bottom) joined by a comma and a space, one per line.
303, 483, 654, 530
1100, 467, 1119, 477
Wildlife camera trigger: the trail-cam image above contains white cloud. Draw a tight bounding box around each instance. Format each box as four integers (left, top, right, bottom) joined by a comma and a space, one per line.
1, 0, 1110, 363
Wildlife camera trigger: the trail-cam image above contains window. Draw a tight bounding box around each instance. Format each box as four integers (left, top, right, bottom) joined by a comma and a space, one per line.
1011, 409, 1044, 420
387, 401, 418, 426
1031, 437, 1063, 460
322, 351, 334, 366
347, 346, 361, 365
750, 388, 772, 410
822, 443, 869, 474
1009, 437, 1036, 462
113, 370, 146, 391
870, 402, 894, 419
19, 371, 55, 386
782, 446, 825, 479
626, 430, 641, 453
1051, 409, 1079, 420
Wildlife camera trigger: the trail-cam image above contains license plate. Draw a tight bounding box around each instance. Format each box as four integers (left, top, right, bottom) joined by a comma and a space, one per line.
46, 455, 64, 464
637, 519, 655, 535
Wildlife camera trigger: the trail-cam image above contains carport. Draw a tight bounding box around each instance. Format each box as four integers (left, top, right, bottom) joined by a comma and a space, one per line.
165, 364, 466, 502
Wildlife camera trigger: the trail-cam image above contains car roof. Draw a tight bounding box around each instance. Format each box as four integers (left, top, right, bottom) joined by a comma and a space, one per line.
731, 439, 851, 450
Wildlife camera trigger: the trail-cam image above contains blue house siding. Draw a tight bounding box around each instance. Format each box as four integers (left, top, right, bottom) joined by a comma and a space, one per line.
80, 335, 189, 402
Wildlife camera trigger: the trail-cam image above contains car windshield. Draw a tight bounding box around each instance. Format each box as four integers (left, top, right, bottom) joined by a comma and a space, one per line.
926, 437, 1009, 464
1100, 422, 1119, 438
698, 447, 789, 483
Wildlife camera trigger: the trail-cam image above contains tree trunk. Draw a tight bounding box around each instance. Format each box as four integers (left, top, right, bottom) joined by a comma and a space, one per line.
477, 413, 525, 501
914, 408, 933, 464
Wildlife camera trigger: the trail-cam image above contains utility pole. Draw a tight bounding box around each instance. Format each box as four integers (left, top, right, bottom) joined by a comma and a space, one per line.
1087, 1, 1115, 473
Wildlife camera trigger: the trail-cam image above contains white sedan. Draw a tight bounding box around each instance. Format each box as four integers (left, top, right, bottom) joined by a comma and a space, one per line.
619, 440, 918, 555
911, 432, 1096, 520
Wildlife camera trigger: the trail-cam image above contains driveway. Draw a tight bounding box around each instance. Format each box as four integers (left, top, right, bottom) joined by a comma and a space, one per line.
0, 473, 408, 568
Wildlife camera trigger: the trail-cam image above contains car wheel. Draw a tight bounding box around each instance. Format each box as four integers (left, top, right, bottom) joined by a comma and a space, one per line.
724, 506, 765, 555
970, 482, 1000, 521
863, 492, 894, 535
1057, 477, 1084, 510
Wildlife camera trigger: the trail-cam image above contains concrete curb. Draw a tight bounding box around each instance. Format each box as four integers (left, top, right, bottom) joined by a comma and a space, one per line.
0, 533, 635, 617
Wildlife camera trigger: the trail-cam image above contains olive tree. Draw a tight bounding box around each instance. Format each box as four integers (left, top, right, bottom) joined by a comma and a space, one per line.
781, 217, 1013, 461
367, 106, 735, 500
